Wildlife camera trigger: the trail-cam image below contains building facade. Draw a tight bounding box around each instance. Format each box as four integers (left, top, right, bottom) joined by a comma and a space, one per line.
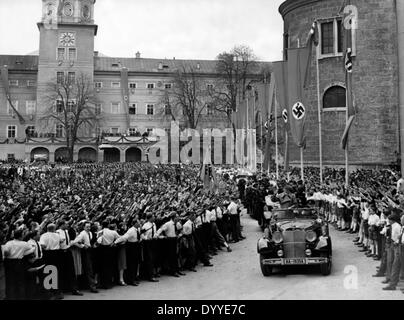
279, 0, 400, 168
0, 0, 233, 163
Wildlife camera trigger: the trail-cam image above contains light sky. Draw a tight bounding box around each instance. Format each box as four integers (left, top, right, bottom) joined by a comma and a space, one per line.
0, 0, 285, 61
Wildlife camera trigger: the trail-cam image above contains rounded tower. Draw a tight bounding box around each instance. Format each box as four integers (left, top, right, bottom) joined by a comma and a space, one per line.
279, 0, 399, 168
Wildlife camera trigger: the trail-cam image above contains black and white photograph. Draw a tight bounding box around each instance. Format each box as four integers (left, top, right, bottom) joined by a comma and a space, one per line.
0, 0, 403, 307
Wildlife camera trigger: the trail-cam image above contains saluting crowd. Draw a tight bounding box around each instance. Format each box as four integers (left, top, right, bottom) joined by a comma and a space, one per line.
0, 163, 246, 300
242, 166, 404, 293
3, 161, 404, 300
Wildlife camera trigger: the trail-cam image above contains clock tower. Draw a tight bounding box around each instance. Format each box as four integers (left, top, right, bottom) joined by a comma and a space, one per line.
36, 0, 97, 132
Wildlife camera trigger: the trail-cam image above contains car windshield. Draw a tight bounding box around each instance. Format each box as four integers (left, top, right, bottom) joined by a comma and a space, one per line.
275, 209, 317, 220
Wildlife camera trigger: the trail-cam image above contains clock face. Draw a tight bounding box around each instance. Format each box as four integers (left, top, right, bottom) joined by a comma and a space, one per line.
59, 32, 76, 47
63, 2, 73, 16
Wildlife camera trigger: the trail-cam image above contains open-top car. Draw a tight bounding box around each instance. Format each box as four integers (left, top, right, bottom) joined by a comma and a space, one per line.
257, 207, 332, 276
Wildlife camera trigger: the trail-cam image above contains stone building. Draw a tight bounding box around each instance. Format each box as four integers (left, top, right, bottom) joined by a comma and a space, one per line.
279, 0, 400, 168
0, 0, 242, 163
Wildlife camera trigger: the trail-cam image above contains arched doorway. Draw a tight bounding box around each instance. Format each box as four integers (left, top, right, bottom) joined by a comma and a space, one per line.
30, 147, 49, 162
126, 147, 142, 162
103, 148, 120, 163
78, 147, 97, 162
55, 147, 69, 163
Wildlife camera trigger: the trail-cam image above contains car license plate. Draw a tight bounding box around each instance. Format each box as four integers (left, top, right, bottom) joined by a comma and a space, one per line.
284, 258, 305, 265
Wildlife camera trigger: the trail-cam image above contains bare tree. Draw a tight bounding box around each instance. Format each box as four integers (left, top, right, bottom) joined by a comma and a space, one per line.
41, 72, 101, 162
159, 64, 209, 130
208, 45, 262, 122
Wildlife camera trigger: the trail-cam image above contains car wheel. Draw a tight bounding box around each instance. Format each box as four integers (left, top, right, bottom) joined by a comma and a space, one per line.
319, 252, 332, 276
260, 254, 273, 276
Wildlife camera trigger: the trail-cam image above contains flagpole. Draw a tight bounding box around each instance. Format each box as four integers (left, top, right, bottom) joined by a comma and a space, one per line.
246, 94, 249, 170
252, 88, 257, 173
315, 23, 323, 185
300, 147, 304, 182
275, 95, 279, 180
345, 91, 349, 187
260, 112, 263, 174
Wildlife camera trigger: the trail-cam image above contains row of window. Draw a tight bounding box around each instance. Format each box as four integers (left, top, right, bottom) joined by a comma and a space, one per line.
5, 125, 159, 139
6, 101, 36, 116
8, 80, 36, 87
96, 103, 217, 115
2, 100, 217, 117
94, 82, 173, 90
93, 82, 215, 90
57, 71, 76, 84
4, 85, 345, 119
57, 47, 77, 61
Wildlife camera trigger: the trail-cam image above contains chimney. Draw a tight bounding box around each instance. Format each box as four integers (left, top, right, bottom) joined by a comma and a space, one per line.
94, 51, 99, 57
158, 62, 163, 70
135, 51, 141, 59
196, 63, 201, 70
173, 57, 176, 60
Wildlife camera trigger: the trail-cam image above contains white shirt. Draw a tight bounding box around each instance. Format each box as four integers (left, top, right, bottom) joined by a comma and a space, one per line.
27, 239, 43, 259
207, 209, 216, 222
57, 229, 71, 250
2, 240, 35, 259
216, 207, 223, 219
73, 230, 93, 248
40, 232, 61, 251
228, 202, 238, 215
368, 214, 380, 226
194, 215, 203, 228
141, 221, 157, 240
157, 220, 176, 238
116, 227, 140, 244
182, 220, 194, 236
361, 207, 369, 220
391, 222, 402, 244
97, 228, 120, 245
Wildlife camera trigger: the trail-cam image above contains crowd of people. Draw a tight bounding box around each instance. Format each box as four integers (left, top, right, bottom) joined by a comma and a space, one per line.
2, 161, 404, 300
241, 166, 404, 293
0, 163, 246, 300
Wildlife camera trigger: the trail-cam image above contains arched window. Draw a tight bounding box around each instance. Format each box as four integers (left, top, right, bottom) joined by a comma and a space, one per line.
323, 85, 346, 110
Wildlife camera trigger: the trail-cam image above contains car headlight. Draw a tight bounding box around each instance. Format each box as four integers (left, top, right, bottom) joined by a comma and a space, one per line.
272, 231, 283, 244
305, 249, 312, 256
306, 230, 317, 242
277, 250, 284, 257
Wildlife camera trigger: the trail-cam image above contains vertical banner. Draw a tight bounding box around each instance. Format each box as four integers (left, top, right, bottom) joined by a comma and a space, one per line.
286, 47, 310, 148
120, 68, 131, 132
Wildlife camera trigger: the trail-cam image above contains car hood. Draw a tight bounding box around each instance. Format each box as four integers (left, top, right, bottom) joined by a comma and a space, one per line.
277, 219, 316, 231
